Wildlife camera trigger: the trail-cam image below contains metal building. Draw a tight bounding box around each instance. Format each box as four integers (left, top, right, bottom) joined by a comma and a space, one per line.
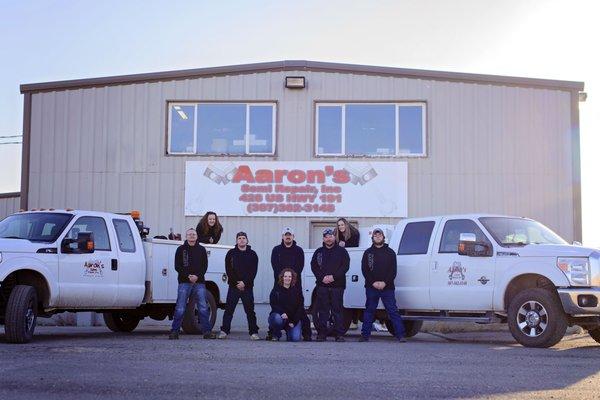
4, 60, 585, 301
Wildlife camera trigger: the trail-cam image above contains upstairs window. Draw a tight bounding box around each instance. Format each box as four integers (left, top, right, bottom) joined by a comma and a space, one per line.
316, 102, 426, 157
168, 102, 276, 155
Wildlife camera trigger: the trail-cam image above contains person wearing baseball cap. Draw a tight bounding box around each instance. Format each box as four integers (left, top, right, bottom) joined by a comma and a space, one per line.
218, 231, 260, 340
266, 227, 312, 341
359, 228, 406, 342
310, 227, 350, 342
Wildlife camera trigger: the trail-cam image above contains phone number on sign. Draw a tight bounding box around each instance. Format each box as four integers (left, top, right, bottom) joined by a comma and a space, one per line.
246, 203, 336, 214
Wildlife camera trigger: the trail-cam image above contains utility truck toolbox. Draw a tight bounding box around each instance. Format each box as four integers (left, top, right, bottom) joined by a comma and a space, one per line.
0, 210, 231, 343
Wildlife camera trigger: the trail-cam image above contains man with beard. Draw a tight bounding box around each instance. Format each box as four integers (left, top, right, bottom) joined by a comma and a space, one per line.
311, 228, 350, 342
359, 228, 406, 342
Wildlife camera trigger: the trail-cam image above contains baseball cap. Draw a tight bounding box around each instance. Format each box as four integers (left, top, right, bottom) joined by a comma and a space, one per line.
281, 227, 294, 235
236, 231, 248, 239
323, 228, 334, 237
371, 228, 384, 236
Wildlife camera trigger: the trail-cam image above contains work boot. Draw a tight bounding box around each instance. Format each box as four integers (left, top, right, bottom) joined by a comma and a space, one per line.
303, 335, 312, 342
203, 332, 217, 339
334, 336, 345, 342
397, 337, 407, 343
358, 336, 369, 342
265, 332, 273, 341
316, 335, 326, 342
168, 330, 179, 340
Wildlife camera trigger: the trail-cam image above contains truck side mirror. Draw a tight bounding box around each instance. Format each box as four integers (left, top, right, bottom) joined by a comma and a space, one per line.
61, 232, 95, 254
458, 233, 491, 257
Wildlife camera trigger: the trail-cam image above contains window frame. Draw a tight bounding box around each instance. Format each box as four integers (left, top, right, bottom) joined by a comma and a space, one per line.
397, 221, 436, 255
112, 218, 137, 253
314, 101, 427, 158
438, 219, 492, 254
166, 101, 277, 156
66, 216, 112, 252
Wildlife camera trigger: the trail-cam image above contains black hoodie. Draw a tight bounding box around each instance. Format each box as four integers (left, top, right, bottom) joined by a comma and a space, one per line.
269, 284, 304, 325
271, 240, 305, 286
310, 243, 350, 288
174, 241, 208, 284
225, 245, 259, 288
361, 243, 397, 290
195, 224, 222, 244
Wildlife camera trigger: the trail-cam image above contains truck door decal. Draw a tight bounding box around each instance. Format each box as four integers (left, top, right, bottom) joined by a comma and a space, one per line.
447, 261, 467, 286
83, 260, 105, 277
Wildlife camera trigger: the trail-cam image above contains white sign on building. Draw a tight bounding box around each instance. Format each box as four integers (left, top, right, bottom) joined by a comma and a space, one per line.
185, 161, 407, 217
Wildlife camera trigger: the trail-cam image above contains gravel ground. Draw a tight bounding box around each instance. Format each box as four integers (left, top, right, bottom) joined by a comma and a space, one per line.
1, 326, 599, 400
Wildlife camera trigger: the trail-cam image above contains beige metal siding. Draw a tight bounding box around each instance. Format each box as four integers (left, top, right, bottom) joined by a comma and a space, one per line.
0, 195, 21, 219
26, 71, 575, 301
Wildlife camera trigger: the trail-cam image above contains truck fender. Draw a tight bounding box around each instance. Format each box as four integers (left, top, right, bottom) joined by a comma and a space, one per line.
494, 260, 570, 311
0, 256, 58, 307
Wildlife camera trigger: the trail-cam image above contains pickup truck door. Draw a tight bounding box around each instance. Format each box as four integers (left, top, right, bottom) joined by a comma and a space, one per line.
57, 216, 119, 308
392, 219, 439, 311
110, 218, 146, 307
429, 218, 496, 311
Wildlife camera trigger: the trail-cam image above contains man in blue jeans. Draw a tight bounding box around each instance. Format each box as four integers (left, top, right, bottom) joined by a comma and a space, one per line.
169, 228, 216, 340
359, 228, 406, 342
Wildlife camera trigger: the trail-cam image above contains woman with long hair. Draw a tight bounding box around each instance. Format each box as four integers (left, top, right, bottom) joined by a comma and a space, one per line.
333, 217, 360, 247
195, 211, 223, 244
268, 268, 303, 342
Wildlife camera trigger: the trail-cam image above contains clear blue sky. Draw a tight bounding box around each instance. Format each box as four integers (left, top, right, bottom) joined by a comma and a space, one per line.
0, 0, 598, 244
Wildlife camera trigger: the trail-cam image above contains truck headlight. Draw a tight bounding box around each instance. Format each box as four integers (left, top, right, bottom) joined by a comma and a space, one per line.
557, 257, 591, 286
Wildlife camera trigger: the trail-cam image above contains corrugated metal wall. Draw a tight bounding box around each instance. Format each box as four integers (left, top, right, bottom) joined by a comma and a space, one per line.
26, 71, 575, 301
0, 195, 20, 219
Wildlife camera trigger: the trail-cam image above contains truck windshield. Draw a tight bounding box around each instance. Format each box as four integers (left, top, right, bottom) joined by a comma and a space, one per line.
0, 213, 72, 243
479, 217, 567, 247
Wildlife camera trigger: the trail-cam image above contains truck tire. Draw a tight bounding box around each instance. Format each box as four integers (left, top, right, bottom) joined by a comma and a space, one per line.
507, 288, 567, 348
588, 327, 600, 344
103, 312, 140, 333
386, 319, 423, 338
182, 290, 217, 334
4, 285, 38, 344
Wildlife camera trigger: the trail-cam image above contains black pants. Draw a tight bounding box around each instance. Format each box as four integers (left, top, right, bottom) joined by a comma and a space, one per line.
220, 287, 259, 335
315, 286, 344, 337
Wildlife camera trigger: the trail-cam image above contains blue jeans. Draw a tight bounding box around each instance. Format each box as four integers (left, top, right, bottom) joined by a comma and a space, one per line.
171, 283, 211, 333
268, 313, 302, 342
361, 287, 406, 339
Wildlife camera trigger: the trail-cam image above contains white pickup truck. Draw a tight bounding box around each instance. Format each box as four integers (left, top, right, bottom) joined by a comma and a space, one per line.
302, 214, 600, 348
0, 210, 232, 343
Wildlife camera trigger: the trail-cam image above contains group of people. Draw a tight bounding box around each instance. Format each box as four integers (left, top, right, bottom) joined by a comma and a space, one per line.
168, 212, 407, 343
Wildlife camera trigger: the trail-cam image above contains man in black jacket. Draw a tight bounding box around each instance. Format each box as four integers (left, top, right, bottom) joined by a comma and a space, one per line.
311, 228, 350, 342
169, 228, 216, 340
359, 228, 406, 342
267, 227, 312, 341
218, 232, 260, 340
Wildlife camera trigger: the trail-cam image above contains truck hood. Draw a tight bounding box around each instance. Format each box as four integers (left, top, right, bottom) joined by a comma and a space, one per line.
0, 238, 54, 254
507, 243, 598, 258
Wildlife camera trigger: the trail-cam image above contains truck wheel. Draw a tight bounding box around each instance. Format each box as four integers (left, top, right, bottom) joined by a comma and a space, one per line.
588, 327, 600, 344
385, 319, 423, 338
507, 288, 567, 348
4, 285, 38, 344
182, 290, 217, 334
103, 312, 140, 332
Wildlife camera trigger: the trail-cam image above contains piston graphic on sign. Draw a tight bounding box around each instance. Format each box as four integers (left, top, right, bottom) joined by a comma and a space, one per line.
203, 162, 238, 185
343, 163, 378, 185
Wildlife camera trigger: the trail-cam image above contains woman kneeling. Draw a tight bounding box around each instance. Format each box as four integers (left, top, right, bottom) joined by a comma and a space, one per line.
269, 268, 303, 342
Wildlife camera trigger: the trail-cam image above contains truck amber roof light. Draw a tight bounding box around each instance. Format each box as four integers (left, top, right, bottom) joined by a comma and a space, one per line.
131, 210, 141, 219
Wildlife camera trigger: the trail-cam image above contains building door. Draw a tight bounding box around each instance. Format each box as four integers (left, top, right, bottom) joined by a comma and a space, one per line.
429, 218, 496, 311
57, 216, 119, 308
